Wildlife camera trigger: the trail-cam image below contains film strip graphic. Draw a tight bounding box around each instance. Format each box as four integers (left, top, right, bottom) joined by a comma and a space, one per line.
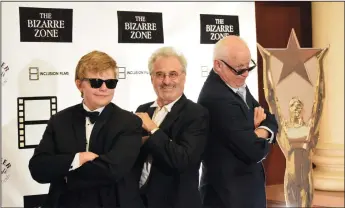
118, 67, 126, 79
29, 67, 39, 80
201, 66, 210, 77
17, 96, 57, 149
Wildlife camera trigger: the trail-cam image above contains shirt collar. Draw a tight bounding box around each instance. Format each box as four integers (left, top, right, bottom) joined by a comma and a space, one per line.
150, 95, 182, 112
227, 83, 247, 94
83, 101, 105, 113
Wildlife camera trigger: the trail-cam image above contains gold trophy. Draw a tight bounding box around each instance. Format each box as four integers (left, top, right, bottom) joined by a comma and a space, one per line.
257, 29, 328, 207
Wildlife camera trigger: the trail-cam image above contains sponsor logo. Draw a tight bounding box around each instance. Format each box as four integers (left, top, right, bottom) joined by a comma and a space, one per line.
1, 61, 10, 85
29, 66, 69, 81
201, 66, 210, 77
2, 158, 11, 183
117, 66, 149, 79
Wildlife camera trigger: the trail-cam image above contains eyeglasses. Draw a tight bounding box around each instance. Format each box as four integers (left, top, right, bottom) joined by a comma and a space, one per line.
220, 59, 257, 75
82, 78, 118, 89
152, 71, 184, 80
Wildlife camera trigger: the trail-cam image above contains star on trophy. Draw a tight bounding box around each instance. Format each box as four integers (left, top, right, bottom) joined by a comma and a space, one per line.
257, 29, 328, 207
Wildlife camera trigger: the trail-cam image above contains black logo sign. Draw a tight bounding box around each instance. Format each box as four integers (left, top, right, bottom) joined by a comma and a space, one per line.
200, 14, 240, 44
117, 11, 164, 43
2, 158, 11, 183
19, 7, 73, 42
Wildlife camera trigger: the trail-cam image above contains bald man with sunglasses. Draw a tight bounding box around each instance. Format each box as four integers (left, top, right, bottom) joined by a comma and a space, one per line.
197, 36, 278, 208
29, 51, 144, 208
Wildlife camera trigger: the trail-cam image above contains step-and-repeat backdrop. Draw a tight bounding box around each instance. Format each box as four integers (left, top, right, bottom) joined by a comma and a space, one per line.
2, 2, 258, 207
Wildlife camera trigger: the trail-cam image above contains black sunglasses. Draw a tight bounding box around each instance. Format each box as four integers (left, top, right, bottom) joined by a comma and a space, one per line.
82, 78, 118, 89
220, 59, 257, 75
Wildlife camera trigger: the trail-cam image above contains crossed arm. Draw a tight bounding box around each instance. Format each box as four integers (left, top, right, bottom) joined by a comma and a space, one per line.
29, 115, 142, 189
204, 99, 278, 165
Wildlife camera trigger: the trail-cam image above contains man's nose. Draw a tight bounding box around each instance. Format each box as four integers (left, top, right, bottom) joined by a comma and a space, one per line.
99, 82, 108, 90
162, 75, 172, 84
241, 70, 249, 77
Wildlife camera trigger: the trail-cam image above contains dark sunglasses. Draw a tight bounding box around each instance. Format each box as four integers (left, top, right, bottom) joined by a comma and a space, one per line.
82, 78, 118, 89
220, 59, 257, 75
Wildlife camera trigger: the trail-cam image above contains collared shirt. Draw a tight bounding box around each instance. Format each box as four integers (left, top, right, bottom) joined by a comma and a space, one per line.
150, 95, 182, 112
227, 83, 247, 102
69, 102, 105, 171
227, 83, 248, 107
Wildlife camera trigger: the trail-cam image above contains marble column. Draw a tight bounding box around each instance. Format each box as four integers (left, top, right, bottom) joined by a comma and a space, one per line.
311, 2, 344, 191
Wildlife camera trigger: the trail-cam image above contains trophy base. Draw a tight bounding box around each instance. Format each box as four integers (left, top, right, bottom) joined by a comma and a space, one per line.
266, 184, 344, 207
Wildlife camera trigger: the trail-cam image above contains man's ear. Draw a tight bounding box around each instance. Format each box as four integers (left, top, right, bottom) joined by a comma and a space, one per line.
75, 79, 83, 98
75, 79, 82, 91
213, 60, 221, 73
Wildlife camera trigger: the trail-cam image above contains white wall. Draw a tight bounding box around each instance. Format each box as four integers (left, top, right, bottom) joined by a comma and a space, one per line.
1, 2, 257, 207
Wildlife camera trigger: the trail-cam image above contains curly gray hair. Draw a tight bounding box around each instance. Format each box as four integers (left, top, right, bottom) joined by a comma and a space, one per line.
148, 46, 187, 74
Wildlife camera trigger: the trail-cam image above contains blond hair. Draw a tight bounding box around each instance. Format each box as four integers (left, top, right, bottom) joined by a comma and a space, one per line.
148, 46, 187, 74
75, 50, 117, 80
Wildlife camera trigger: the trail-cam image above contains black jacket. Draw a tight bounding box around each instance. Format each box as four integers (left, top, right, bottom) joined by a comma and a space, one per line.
198, 70, 278, 208
135, 94, 209, 208
29, 103, 144, 208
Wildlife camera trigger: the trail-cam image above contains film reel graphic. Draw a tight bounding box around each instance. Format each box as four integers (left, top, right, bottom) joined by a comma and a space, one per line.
17, 96, 57, 149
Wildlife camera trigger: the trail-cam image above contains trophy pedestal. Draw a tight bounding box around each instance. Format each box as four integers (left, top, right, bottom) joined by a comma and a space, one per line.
266, 184, 344, 207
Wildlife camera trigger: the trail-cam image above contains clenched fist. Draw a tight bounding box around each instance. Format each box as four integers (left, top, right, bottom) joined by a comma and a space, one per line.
135, 112, 158, 132
254, 107, 266, 128
79, 152, 99, 166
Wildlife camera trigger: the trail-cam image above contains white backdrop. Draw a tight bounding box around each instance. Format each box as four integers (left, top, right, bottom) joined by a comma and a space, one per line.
1, 2, 258, 207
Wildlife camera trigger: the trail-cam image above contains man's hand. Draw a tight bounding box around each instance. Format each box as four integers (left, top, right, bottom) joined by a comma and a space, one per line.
254, 128, 269, 139
135, 112, 158, 132
254, 107, 266, 128
79, 152, 99, 166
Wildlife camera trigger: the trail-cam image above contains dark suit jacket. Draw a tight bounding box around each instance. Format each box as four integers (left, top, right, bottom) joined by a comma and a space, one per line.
29, 102, 144, 208
135, 94, 209, 208
197, 70, 278, 208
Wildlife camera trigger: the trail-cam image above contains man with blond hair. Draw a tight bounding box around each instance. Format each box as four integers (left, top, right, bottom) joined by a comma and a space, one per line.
198, 36, 278, 208
134, 46, 209, 208
29, 51, 144, 208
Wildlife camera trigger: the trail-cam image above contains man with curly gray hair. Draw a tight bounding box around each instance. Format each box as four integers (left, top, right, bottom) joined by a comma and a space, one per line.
134, 46, 209, 208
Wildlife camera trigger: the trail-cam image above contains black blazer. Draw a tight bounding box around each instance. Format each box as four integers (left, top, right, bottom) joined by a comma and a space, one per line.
135, 94, 209, 208
197, 70, 278, 208
29, 103, 144, 208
